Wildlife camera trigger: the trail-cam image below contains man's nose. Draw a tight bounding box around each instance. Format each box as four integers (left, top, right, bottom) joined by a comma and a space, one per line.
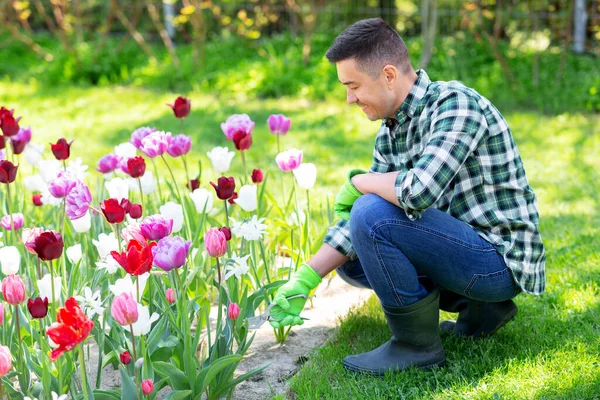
347, 90, 357, 105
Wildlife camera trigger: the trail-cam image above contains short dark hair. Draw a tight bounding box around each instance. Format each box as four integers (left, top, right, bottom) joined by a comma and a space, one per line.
325, 18, 412, 78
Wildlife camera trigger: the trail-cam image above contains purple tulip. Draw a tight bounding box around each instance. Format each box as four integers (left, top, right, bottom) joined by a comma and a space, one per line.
275, 149, 303, 172
48, 171, 78, 199
220, 114, 255, 140
1, 213, 24, 230
140, 131, 172, 158
65, 181, 92, 220
130, 126, 157, 149
96, 153, 120, 174
167, 134, 192, 157
14, 126, 32, 144
140, 214, 173, 241
267, 114, 291, 136
152, 236, 192, 271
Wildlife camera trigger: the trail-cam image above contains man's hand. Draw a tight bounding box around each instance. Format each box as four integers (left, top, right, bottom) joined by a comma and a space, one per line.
333, 169, 367, 220
269, 263, 322, 328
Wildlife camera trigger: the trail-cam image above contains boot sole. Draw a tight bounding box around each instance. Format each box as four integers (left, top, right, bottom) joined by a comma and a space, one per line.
342, 358, 446, 377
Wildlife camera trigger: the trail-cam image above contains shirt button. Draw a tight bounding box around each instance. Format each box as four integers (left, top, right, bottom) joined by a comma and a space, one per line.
408, 213, 415, 221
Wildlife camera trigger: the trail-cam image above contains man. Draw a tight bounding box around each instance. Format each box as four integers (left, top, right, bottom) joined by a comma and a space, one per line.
268, 18, 546, 376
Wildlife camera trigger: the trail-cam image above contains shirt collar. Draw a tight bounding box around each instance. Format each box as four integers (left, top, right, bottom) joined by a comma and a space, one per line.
384, 69, 430, 128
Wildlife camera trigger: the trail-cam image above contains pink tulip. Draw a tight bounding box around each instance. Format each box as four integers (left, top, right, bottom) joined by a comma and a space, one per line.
2, 275, 26, 305
275, 149, 303, 172
227, 302, 240, 320
0, 213, 23, 230
65, 181, 92, 220
14, 126, 32, 144
220, 114, 255, 140
167, 134, 192, 157
111, 292, 139, 326
140, 215, 173, 241
267, 114, 291, 136
0, 345, 11, 377
130, 126, 157, 149
204, 228, 227, 258
0, 303, 4, 326
166, 288, 175, 304
96, 153, 120, 173
48, 171, 78, 199
142, 379, 154, 395
140, 131, 172, 158
22, 227, 44, 254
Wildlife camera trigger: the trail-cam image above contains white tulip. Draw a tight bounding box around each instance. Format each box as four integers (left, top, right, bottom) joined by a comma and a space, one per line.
0, 246, 20, 275
190, 188, 214, 213
37, 159, 62, 183
206, 146, 235, 174
67, 157, 89, 181
233, 184, 257, 212
23, 142, 44, 166
71, 210, 92, 233
105, 177, 129, 201
293, 163, 317, 190
93, 232, 119, 259
114, 142, 137, 160
139, 171, 157, 195
160, 202, 184, 233
37, 273, 62, 303
131, 303, 159, 336
66, 244, 82, 265
23, 174, 48, 193
96, 257, 120, 274
109, 273, 149, 299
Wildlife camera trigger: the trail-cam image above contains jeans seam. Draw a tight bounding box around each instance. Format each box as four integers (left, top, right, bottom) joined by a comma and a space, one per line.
371, 234, 405, 307
464, 268, 510, 297
371, 219, 497, 252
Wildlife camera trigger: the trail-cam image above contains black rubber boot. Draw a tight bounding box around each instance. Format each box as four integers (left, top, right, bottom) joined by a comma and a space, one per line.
439, 299, 518, 338
342, 289, 445, 376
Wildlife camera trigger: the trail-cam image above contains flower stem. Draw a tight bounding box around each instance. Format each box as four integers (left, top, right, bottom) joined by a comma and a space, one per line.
215, 257, 222, 288
129, 325, 141, 400
151, 158, 163, 203
136, 277, 141, 304
241, 150, 248, 184
5, 183, 12, 244
79, 344, 90, 400
182, 154, 190, 184
36, 258, 42, 280
137, 178, 144, 211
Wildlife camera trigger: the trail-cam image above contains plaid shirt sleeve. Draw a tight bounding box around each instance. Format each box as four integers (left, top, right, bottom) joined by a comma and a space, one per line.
324, 218, 357, 260
395, 90, 488, 219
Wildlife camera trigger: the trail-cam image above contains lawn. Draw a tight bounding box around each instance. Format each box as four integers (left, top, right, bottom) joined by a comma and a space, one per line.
3, 79, 599, 399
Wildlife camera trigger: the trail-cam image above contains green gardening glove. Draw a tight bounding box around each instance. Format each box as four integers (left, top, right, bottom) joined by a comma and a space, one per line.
269, 263, 322, 328
333, 169, 367, 220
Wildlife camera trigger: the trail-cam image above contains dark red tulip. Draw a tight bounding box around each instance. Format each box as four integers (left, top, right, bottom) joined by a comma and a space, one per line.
27, 297, 49, 319
251, 169, 263, 183
101, 198, 126, 224
167, 96, 191, 119
50, 138, 73, 161
126, 156, 146, 178
120, 199, 132, 214
11, 139, 26, 155
0, 135, 5, 150
120, 350, 132, 365
129, 203, 142, 219
187, 178, 200, 191
232, 131, 252, 151
33, 231, 64, 261
227, 191, 238, 205
0, 160, 18, 184
0, 107, 20, 137
219, 227, 232, 241
210, 176, 236, 200
32, 194, 43, 206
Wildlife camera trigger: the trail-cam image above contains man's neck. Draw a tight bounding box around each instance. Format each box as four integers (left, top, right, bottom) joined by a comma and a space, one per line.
387, 69, 419, 120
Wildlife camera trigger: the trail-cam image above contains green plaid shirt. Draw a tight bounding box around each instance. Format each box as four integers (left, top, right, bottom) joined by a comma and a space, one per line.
325, 70, 546, 295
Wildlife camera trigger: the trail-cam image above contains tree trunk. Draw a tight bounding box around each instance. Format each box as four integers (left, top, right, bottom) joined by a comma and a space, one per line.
147, 0, 180, 69
163, 0, 176, 39
573, 0, 587, 53
419, 0, 437, 69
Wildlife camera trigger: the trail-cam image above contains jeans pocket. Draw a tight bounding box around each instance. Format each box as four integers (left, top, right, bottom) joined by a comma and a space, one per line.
463, 268, 518, 302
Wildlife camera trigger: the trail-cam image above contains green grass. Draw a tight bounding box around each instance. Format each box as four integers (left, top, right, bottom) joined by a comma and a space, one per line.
289, 112, 600, 399
3, 77, 600, 400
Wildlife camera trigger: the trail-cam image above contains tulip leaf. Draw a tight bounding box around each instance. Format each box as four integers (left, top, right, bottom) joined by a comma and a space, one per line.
195, 354, 243, 394
153, 361, 190, 391
163, 390, 193, 400
119, 365, 137, 400
209, 362, 271, 400
92, 390, 121, 400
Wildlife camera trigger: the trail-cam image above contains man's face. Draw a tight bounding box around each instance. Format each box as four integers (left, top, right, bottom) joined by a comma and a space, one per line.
336, 58, 396, 121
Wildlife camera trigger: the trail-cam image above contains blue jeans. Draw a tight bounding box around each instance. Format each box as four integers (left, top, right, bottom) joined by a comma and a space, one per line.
337, 194, 521, 308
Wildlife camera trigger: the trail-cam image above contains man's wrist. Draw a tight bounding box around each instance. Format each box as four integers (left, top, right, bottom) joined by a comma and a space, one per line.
351, 173, 368, 194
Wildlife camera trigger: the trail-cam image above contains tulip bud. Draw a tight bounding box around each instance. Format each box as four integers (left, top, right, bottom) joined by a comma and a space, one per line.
101, 198, 126, 224
204, 228, 227, 258
120, 350, 132, 365
267, 114, 291, 136
210, 176, 236, 200
232, 131, 252, 151
219, 227, 232, 241
126, 156, 146, 178
142, 379, 154, 395
111, 292, 139, 326
0, 303, 4, 326
129, 204, 143, 219
0, 345, 12, 377
0, 160, 18, 184
227, 302, 240, 320
251, 169, 264, 183
167, 96, 190, 119
32, 194, 43, 206
50, 138, 73, 160
2, 274, 26, 305
27, 297, 49, 319
165, 288, 175, 304
186, 178, 200, 191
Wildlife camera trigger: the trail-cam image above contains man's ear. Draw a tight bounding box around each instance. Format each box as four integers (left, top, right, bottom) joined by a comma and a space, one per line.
382, 65, 398, 86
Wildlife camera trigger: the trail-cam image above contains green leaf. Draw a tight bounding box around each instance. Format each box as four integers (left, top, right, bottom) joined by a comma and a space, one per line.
119, 366, 137, 400
93, 389, 122, 400
164, 390, 193, 400
195, 354, 243, 394
153, 361, 190, 391
209, 362, 270, 399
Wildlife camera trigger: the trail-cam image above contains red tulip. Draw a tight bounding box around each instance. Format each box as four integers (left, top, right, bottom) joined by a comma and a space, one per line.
186, 178, 200, 191
120, 350, 132, 365
227, 302, 240, 320
27, 297, 49, 319
227, 191, 238, 205
251, 169, 263, 183
32, 231, 64, 261
210, 176, 235, 200
50, 138, 73, 161
0, 107, 19, 137
167, 96, 191, 119
126, 156, 146, 178
110, 240, 157, 276
129, 203, 142, 219
101, 198, 126, 224
46, 297, 94, 361
0, 135, 5, 150
142, 379, 154, 395
32, 194, 43, 206
0, 160, 18, 184
219, 226, 232, 241
11, 139, 26, 155
232, 131, 252, 151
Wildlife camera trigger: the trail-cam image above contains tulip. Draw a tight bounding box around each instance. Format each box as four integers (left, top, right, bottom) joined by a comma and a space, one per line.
110, 240, 157, 276
2, 274, 26, 305
27, 297, 49, 319
167, 134, 191, 157
48, 171, 78, 198
130, 127, 156, 150
0, 138, 3, 151
165, 288, 175, 304
1, 213, 23, 230
126, 156, 146, 178
22, 227, 43, 254
293, 163, 318, 190
0, 345, 11, 377
152, 236, 191, 271
0, 246, 20, 275
142, 379, 154, 395
129, 203, 143, 219
33, 231, 64, 261
251, 169, 263, 183
66, 244, 82, 264
186, 178, 200, 191
11, 139, 26, 155
71, 211, 92, 233
96, 153, 120, 174
130, 303, 159, 336
190, 188, 214, 213
121, 222, 145, 244
140, 131, 172, 158
204, 228, 227, 258
14, 126, 32, 143
0, 304, 4, 326
93, 232, 119, 259
24, 142, 44, 165
38, 273, 62, 303
219, 227, 232, 241
275, 149, 303, 172
167, 96, 191, 119
232, 131, 252, 151
0, 107, 20, 137
101, 198, 126, 224
267, 114, 291, 136
140, 215, 173, 241
32, 194, 43, 206
210, 176, 236, 200
50, 138, 73, 161
105, 177, 129, 202
227, 302, 240, 320
111, 292, 139, 326
120, 350, 132, 365
206, 146, 235, 174
220, 114, 254, 140
65, 181, 92, 220
159, 202, 183, 233
227, 192, 238, 205
0, 160, 18, 184
233, 184, 257, 212
46, 297, 94, 361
